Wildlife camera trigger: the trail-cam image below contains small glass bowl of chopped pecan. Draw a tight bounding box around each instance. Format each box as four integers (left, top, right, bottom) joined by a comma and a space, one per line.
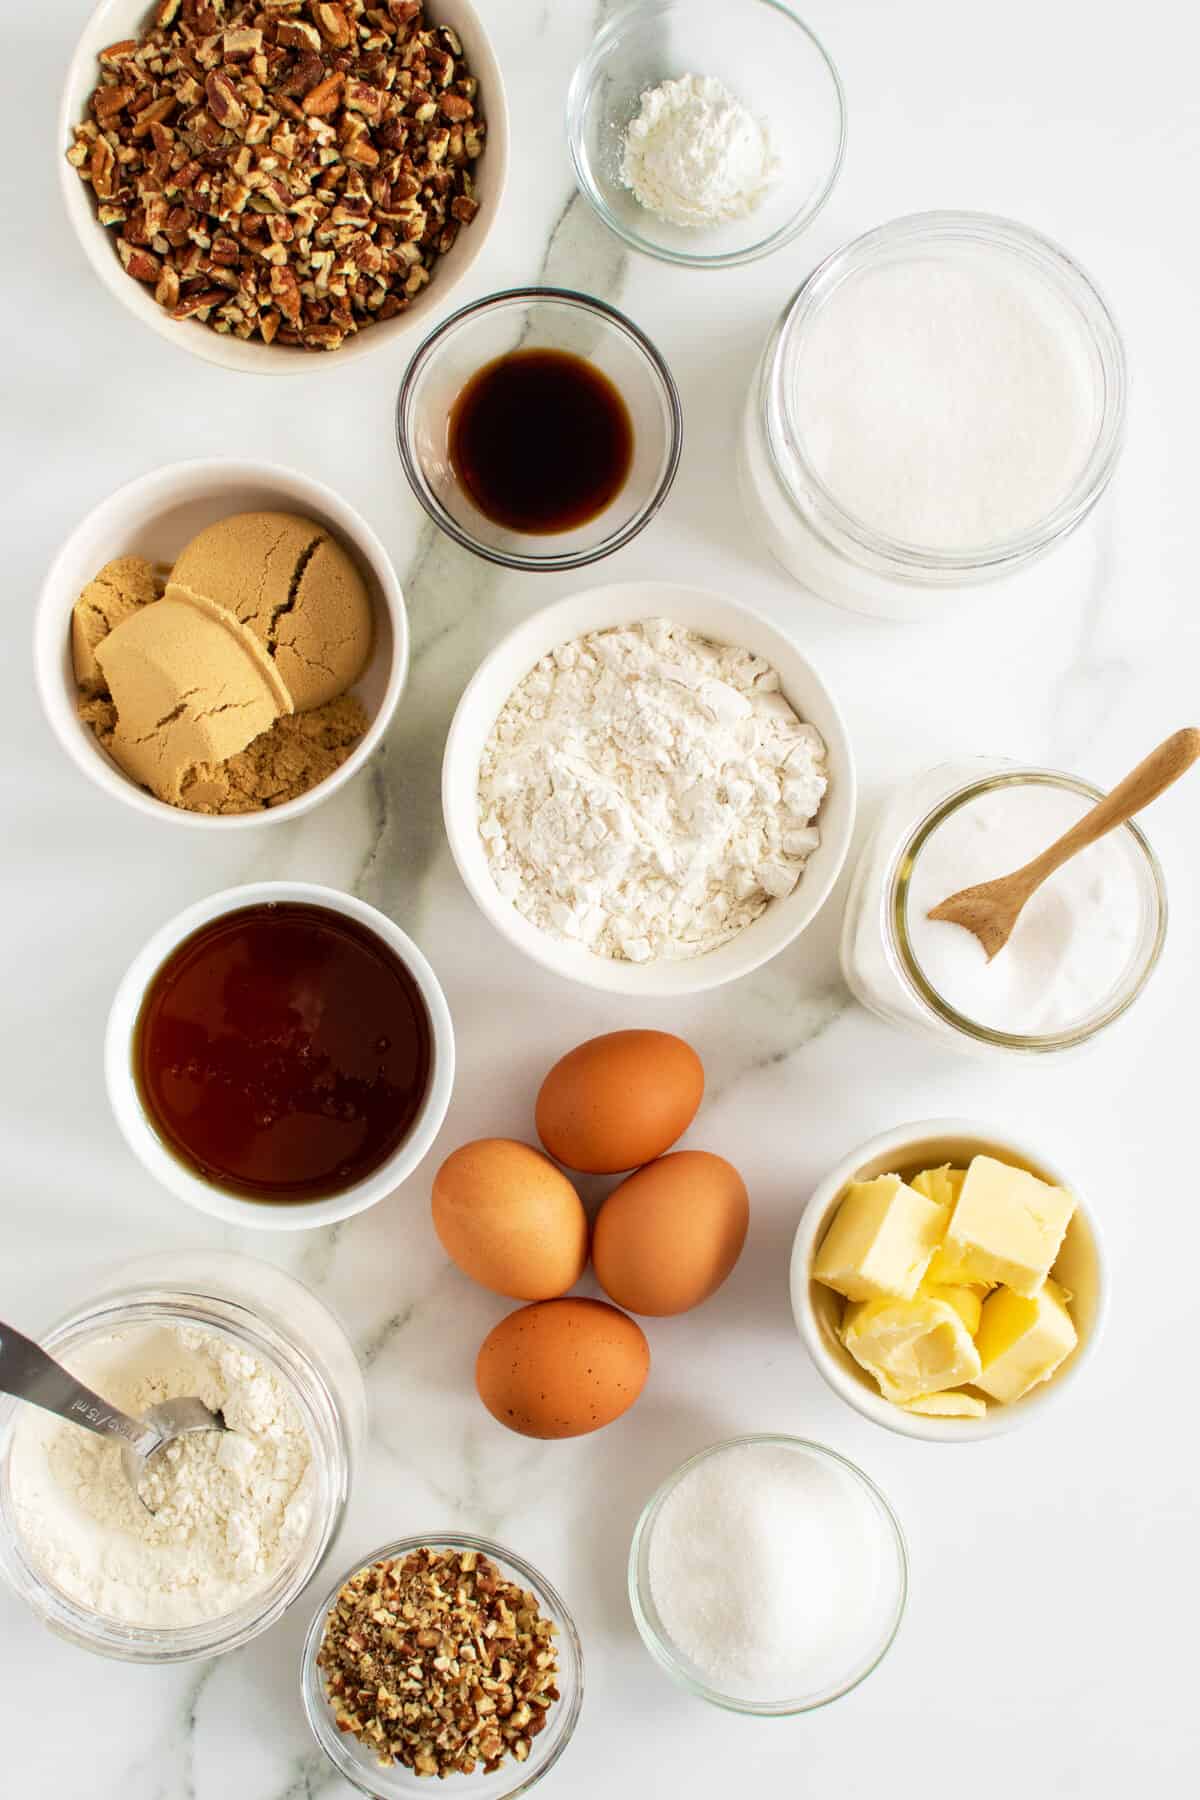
301, 1536, 584, 1796
58, 0, 509, 372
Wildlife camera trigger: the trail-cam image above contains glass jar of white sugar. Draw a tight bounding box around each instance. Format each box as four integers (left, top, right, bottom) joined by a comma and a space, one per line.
0, 1251, 365, 1663
840, 758, 1167, 1056
738, 213, 1126, 620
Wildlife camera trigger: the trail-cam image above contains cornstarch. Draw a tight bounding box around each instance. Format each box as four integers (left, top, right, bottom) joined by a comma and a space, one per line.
619, 74, 778, 229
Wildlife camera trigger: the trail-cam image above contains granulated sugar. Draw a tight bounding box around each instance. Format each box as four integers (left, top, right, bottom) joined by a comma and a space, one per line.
791, 254, 1096, 550
905, 780, 1145, 1036
646, 1442, 886, 1699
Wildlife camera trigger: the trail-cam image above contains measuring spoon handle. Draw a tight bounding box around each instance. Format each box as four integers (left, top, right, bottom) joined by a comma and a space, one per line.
0, 1321, 160, 1457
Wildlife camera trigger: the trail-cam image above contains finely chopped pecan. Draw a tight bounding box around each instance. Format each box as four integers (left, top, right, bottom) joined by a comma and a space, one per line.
317, 1548, 561, 1778
66, 0, 485, 351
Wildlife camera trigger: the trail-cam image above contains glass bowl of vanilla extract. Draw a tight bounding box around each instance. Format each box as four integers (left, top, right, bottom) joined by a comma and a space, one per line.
396, 287, 683, 572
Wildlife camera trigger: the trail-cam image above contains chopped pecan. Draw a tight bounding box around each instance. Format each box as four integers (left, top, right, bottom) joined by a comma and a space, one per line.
204, 71, 246, 130
302, 71, 343, 115
314, 4, 353, 48
317, 1551, 560, 1780
65, 0, 485, 350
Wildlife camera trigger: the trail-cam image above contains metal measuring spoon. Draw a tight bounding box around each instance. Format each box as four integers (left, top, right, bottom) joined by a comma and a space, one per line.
0, 1319, 226, 1513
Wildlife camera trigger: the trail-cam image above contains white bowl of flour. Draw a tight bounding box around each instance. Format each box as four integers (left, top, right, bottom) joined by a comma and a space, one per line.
442, 582, 855, 995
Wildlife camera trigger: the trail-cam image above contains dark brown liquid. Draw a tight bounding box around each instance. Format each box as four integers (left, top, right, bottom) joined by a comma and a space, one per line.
448, 348, 634, 533
135, 903, 432, 1203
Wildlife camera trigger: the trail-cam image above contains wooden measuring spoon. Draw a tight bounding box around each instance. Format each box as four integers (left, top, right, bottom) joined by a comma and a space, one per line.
927, 728, 1200, 961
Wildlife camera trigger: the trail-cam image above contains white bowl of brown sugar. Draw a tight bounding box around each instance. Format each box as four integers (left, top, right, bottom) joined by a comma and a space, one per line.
34, 457, 408, 829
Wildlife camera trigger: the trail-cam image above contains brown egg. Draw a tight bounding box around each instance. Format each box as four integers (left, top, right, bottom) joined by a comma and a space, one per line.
475, 1298, 650, 1438
535, 1030, 704, 1174
593, 1150, 749, 1317
432, 1139, 588, 1301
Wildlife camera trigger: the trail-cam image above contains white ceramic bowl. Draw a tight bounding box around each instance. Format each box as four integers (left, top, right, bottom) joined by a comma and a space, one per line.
105, 881, 455, 1230
35, 458, 408, 829
789, 1119, 1109, 1443
58, 0, 509, 374
442, 581, 856, 996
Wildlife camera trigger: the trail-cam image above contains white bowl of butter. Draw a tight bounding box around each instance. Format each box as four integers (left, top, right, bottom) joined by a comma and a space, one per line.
790, 1119, 1108, 1442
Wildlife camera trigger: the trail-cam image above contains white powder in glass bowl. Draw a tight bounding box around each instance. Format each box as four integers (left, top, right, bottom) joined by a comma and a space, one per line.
8, 1322, 313, 1628
646, 1442, 887, 1699
619, 74, 779, 229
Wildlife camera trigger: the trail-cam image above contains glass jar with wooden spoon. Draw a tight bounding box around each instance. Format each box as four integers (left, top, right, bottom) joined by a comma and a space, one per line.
839, 749, 1180, 1056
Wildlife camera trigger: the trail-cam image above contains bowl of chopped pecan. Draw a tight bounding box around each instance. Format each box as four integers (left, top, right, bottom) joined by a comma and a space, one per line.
301, 1538, 584, 1796
59, 0, 508, 369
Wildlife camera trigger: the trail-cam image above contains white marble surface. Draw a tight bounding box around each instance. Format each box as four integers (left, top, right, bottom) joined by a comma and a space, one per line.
3, 0, 1198, 1793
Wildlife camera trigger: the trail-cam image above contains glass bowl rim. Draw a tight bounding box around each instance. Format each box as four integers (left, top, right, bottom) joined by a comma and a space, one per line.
627, 1432, 908, 1715
395, 285, 683, 572
0, 1293, 349, 1663
565, 0, 847, 269
887, 768, 1168, 1052
300, 1531, 585, 1798
763, 210, 1128, 575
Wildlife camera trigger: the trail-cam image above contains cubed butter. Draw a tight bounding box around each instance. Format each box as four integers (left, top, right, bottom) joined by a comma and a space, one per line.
974, 1278, 1077, 1403
910, 1165, 965, 1209
924, 1241, 995, 1292
942, 1155, 1075, 1298
841, 1297, 983, 1404
813, 1175, 947, 1303
901, 1390, 988, 1419
918, 1280, 983, 1337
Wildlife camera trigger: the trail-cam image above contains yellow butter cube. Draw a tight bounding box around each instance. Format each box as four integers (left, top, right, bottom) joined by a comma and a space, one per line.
841, 1296, 983, 1404
901, 1390, 988, 1419
910, 1165, 965, 1209
942, 1155, 1076, 1298
924, 1242, 995, 1292
974, 1278, 1078, 1403
813, 1175, 947, 1303
918, 1280, 983, 1337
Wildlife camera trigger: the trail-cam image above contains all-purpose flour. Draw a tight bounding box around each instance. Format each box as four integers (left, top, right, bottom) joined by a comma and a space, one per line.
477, 620, 827, 963
9, 1322, 313, 1627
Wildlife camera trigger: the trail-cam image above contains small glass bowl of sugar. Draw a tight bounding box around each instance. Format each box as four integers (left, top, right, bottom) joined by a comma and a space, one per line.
567, 0, 846, 269
629, 1434, 907, 1713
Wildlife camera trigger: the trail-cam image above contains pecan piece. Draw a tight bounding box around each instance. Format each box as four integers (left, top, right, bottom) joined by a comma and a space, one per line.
89, 136, 118, 200
302, 71, 344, 115
314, 4, 353, 48
94, 84, 136, 122
205, 71, 247, 131
270, 262, 303, 321
277, 19, 323, 52
171, 287, 227, 317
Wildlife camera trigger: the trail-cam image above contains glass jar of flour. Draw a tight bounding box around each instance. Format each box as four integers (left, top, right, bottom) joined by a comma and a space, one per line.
0, 1251, 365, 1663
738, 213, 1126, 620
840, 758, 1167, 1055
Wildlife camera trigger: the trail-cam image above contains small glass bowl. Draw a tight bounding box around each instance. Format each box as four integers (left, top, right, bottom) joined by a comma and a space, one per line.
301, 1533, 584, 1799
567, 0, 845, 268
397, 288, 682, 572
0, 1258, 361, 1663
628, 1435, 907, 1715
